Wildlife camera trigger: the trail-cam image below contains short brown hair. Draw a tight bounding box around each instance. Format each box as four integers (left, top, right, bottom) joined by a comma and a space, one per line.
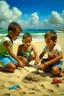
23, 33, 32, 40
44, 30, 57, 41
8, 22, 22, 32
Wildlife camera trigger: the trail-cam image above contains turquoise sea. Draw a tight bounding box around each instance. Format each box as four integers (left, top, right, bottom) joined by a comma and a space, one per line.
0, 29, 64, 43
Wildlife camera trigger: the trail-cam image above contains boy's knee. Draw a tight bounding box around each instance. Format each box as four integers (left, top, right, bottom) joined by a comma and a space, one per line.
24, 60, 28, 64
19, 62, 24, 68
52, 66, 60, 75
21, 64, 24, 68
11, 64, 16, 70
11, 65, 16, 72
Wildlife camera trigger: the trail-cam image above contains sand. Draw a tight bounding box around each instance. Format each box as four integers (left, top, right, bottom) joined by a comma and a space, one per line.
0, 35, 64, 96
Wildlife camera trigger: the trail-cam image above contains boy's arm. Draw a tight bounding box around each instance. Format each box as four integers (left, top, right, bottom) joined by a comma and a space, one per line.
39, 51, 46, 60
44, 51, 63, 66
3, 41, 21, 63
39, 46, 47, 60
17, 45, 22, 56
32, 45, 39, 63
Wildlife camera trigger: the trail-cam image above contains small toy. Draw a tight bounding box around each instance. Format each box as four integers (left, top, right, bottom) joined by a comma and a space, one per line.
34, 64, 39, 73
9, 84, 20, 90
51, 77, 62, 84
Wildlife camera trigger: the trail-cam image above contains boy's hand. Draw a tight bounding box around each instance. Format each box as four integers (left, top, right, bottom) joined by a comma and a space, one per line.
37, 62, 41, 67
43, 62, 49, 67
38, 62, 49, 71
35, 57, 39, 64
18, 59, 24, 67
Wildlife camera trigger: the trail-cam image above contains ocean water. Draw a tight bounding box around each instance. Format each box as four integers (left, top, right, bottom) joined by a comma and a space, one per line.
0, 29, 64, 43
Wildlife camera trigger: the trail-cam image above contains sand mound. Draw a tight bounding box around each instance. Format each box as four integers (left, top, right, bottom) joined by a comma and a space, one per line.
22, 72, 47, 83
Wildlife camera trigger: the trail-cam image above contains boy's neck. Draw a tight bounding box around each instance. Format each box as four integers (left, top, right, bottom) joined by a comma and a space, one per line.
49, 44, 56, 51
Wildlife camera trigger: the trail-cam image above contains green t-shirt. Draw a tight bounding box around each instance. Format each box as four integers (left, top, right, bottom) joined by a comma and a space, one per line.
0, 37, 13, 57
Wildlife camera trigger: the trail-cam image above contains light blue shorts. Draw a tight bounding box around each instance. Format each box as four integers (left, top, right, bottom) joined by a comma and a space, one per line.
42, 58, 63, 70
0, 55, 17, 67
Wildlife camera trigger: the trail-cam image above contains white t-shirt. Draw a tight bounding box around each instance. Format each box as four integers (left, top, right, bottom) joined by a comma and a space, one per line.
43, 44, 62, 60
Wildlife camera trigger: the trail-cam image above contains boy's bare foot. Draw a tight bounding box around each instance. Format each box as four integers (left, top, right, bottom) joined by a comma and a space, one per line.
0, 66, 14, 73
60, 72, 64, 77
61, 68, 64, 73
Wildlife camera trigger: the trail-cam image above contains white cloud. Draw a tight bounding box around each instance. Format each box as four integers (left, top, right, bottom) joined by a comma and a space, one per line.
0, 1, 64, 29
48, 11, 63, 25
0, 1, 22, 28
0, 1, 10, 21
18, 12, 39, 29
11, 7, 22, 20
28, 12, 39, 25
61, 10, 64, 18
43, 11, 64, 29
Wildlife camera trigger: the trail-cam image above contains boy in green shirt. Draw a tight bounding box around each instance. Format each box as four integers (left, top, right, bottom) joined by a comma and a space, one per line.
0, 22, 24, 72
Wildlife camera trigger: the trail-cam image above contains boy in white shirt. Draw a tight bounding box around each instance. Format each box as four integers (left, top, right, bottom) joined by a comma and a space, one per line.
38, 31, 64, 76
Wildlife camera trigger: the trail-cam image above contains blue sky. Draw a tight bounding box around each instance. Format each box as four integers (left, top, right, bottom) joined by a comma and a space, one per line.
5, 0, 64, 20
0, 0, 64, 29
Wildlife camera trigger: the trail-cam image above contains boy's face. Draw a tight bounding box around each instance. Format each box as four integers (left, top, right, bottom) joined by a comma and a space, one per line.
22, 37, 32, 48
9, 28, 21, 40
45, 36, 57, 49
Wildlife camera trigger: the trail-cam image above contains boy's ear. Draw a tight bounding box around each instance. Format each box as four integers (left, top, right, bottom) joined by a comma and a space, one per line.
9, 30, 12, 34
54, 40, 57, 44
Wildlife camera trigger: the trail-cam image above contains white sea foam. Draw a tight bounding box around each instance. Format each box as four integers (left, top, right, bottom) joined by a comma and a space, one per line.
14, 38, 44, 44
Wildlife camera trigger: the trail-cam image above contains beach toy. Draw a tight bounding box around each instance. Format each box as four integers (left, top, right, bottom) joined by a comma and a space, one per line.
17, 67, 29, 72
35, 64, 39, 73
9, 84, 20, 90
51, 77, 62, 84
